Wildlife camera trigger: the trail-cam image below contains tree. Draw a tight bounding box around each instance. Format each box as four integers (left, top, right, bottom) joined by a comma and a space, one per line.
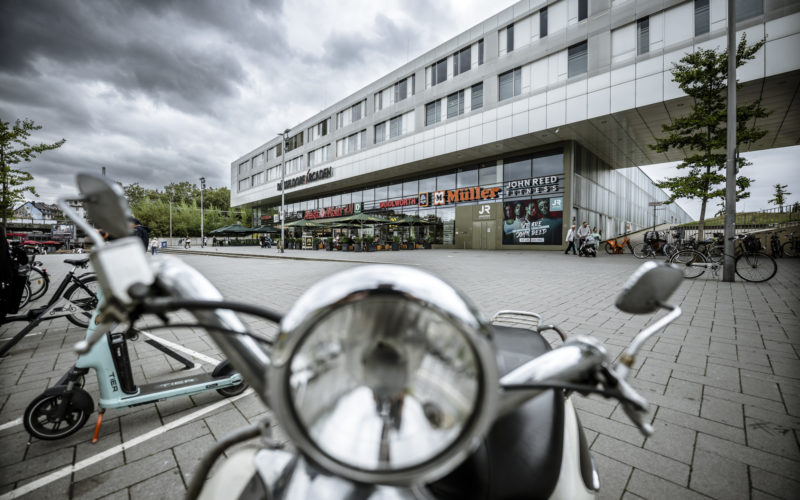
0, 119, 65, 232
649, 35, 769, 239
768, 184, 791, 212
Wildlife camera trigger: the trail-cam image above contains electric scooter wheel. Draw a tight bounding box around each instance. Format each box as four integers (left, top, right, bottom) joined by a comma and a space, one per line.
24, 387, 93, 440
212, 360, 248, 397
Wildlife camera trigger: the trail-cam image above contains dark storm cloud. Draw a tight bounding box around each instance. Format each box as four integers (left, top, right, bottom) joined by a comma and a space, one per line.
0, 0, 286, 115
319, 13, 421, 70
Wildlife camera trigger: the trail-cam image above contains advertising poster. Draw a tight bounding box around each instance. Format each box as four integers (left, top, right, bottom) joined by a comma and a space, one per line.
502, 197, 563, 245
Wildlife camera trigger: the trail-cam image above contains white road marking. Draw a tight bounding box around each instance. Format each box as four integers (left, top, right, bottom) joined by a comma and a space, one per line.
142, 332, 220, 366
0, 418, 22, 431
0, 332, 43, 341
0, 388, 255, 500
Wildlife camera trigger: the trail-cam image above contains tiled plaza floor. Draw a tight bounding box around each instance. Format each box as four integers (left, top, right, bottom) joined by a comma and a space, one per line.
1, 247, 798, 499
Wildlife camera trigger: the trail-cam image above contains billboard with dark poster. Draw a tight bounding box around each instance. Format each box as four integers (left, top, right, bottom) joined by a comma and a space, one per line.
502, 197, 563, 245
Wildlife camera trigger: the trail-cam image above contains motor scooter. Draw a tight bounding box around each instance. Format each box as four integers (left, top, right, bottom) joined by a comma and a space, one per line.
62, 174, 685, 499
21, 180, 248, 443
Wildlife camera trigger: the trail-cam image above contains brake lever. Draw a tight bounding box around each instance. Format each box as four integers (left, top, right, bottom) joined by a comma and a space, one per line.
602, 365, 653, 436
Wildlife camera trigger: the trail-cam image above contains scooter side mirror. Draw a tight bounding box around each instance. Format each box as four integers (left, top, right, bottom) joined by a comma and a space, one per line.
77, 174, 132, 239
615, 262, 682, 314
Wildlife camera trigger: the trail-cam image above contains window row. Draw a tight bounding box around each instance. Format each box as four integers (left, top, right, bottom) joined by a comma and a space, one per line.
307, 144, 331, 167
375, 110, 416, 144
307, 118, 330, 142
374, 74, 415, 112
425, 82, 483, 126
426, 39, 484, 88
336, 99, 367, 129
499, 0, 587, 57
336, 130, 367, 157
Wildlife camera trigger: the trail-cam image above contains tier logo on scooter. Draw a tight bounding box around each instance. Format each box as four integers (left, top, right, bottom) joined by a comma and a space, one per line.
109, 373, 118, 392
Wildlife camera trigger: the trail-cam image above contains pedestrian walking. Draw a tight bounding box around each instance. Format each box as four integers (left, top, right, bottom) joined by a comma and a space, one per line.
149, 237, 159, 255
185, 236, 191, 249
576, 221, 591, 251
565, 225, 577, 255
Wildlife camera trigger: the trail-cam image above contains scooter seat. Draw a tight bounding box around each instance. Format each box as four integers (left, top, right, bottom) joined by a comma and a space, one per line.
428, 325, 564, 500
63, 257, 90, 267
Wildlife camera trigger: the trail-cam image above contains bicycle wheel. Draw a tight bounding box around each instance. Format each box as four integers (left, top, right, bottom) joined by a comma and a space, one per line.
662, 243, 677, 257
19, 282, 31, 309
735, 252, 777, 283
632, 242, 649, 259
28, 266, 49, 301
707, 245, 724, 263
63, 276, 100, 328
670, 249, 707, 279
782, 242, 796, 258
604, 242, 614, 254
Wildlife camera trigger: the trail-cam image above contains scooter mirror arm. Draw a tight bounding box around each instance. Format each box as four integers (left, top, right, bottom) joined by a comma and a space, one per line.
155, 259, 272, 401
616, 303, 681, 379
498, 336, 607, 415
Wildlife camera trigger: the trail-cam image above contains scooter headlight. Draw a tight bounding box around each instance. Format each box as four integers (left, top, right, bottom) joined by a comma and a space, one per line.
270, 265, 497, 485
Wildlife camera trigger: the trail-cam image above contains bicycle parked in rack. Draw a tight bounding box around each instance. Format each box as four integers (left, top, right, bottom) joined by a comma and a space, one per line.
770, 232, 783, 258
0, 257, 99, 356
668, 233, 777, 282
633, 231, 676, 259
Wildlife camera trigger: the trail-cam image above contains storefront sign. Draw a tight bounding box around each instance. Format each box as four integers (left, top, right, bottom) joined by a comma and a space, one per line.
379, 197, 418, 209
430, 187, 501, 206
504, 176, 561, 197
277, 166, 333, 191
304, 203, 354, 220
477, 204, 492, 220
502, 197, 563, 245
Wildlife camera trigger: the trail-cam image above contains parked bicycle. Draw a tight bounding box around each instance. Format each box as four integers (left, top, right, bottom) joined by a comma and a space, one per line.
668, 233, 777, 282
770, 232, 783, 258
0, 257, 99, 356
604, 234, 634, 254
633, 231, 676, 259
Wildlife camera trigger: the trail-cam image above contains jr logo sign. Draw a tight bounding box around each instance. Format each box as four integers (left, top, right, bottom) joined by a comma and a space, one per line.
478, 205, 491, 215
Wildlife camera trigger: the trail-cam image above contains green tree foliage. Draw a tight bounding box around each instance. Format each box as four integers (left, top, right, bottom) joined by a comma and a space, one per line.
123, 182, 248, 237
649, 35, 768, 239
0, 118, 65, 231
768, 184, 791, 212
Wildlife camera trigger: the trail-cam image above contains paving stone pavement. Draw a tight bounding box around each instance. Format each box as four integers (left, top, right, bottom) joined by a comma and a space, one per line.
1, 247, 798, 499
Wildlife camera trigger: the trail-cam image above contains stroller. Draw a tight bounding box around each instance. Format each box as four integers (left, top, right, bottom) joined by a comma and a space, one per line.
579, 236, 597, 257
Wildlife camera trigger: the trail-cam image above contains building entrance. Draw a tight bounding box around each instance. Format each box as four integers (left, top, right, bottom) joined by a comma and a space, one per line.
471, 221, 496, 250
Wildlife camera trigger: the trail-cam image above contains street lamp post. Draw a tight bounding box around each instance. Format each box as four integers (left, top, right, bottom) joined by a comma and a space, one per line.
200, 177, 206, 248
169, 196, 173, 246
278, 129, 289, 254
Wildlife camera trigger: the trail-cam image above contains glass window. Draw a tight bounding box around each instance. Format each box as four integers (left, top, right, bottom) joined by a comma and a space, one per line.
736, 0, 763, 22
403, 180, 418, 197
348, 134, 357, 153
578, 0, 588, 21
352, 101, 363, 122
374, 185, 388, 201
322, 196, 331, 208
694, 0, 710, 36
375, 122, 386, 143
457, 168, 478, 188
341, 192, 351, 205
394, 79, 407, 102
637, 18, 649, 55
499, 68, 522, 101
568, 42, 588, 77
507, 23, 514, 53
362, 188, 374, 203
431, 58, 447, 86
437, 173, 456, 191
454, 46, 471, 76
389, 115, 402, 138
478, 39, 484, 65
503, 157, 531, 181
419, 177, 436, 193
331, 194, 342, 207
471, 82, 483, 110
540, 7, 548, 37
425, 100, 442, 126
447, 90, 465, 119
388, 183, 403, 199
533, 153, 564, 176
479, 164, 500, 185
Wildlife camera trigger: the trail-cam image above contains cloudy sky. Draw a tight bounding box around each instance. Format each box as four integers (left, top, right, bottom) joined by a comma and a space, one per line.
1, 0, 797, 220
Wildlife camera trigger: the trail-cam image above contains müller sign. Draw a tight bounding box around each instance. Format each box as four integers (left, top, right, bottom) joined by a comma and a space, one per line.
277, 166, 333, 191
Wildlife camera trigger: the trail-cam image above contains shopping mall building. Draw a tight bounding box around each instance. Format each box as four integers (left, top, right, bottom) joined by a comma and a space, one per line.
231, 0, 799, 249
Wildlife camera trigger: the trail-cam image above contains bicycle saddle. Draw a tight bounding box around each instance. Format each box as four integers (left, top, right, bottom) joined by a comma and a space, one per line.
63, 257, 90, 268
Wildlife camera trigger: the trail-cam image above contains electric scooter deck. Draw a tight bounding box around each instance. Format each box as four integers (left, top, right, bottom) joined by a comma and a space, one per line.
105, 371, 244, 408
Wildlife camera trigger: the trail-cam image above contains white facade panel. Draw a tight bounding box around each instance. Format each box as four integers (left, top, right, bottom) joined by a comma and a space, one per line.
512, 111, 529, 136
566, 79, 587, 98
547, 86, 566, 104
636, 56, 662, 78
766, 12, 800, 40
588, 73, 611, 92
482, 121, 497, 143
530, 107, 547, 132
709, 0, 726, 32
650, 12, 665, 52
497, 116, 513, 139
663, 2, 694, 48
587, 88, 611, 118
566, 94, 587, 123
610, 81, 636, 112
611, 64, 635, 86
550, 0, 567, 33
530, 92, 547, 108
766, 33, 800, 77
636, 73, 663, 107
532, 58, 548, 90
547, 101, 566, 127
517, 14, 532, 49
612, 23, 636, 63
663, 70, 684, 100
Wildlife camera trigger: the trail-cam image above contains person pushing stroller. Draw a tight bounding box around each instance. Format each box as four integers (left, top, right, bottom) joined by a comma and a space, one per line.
579, 234, 597, 257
